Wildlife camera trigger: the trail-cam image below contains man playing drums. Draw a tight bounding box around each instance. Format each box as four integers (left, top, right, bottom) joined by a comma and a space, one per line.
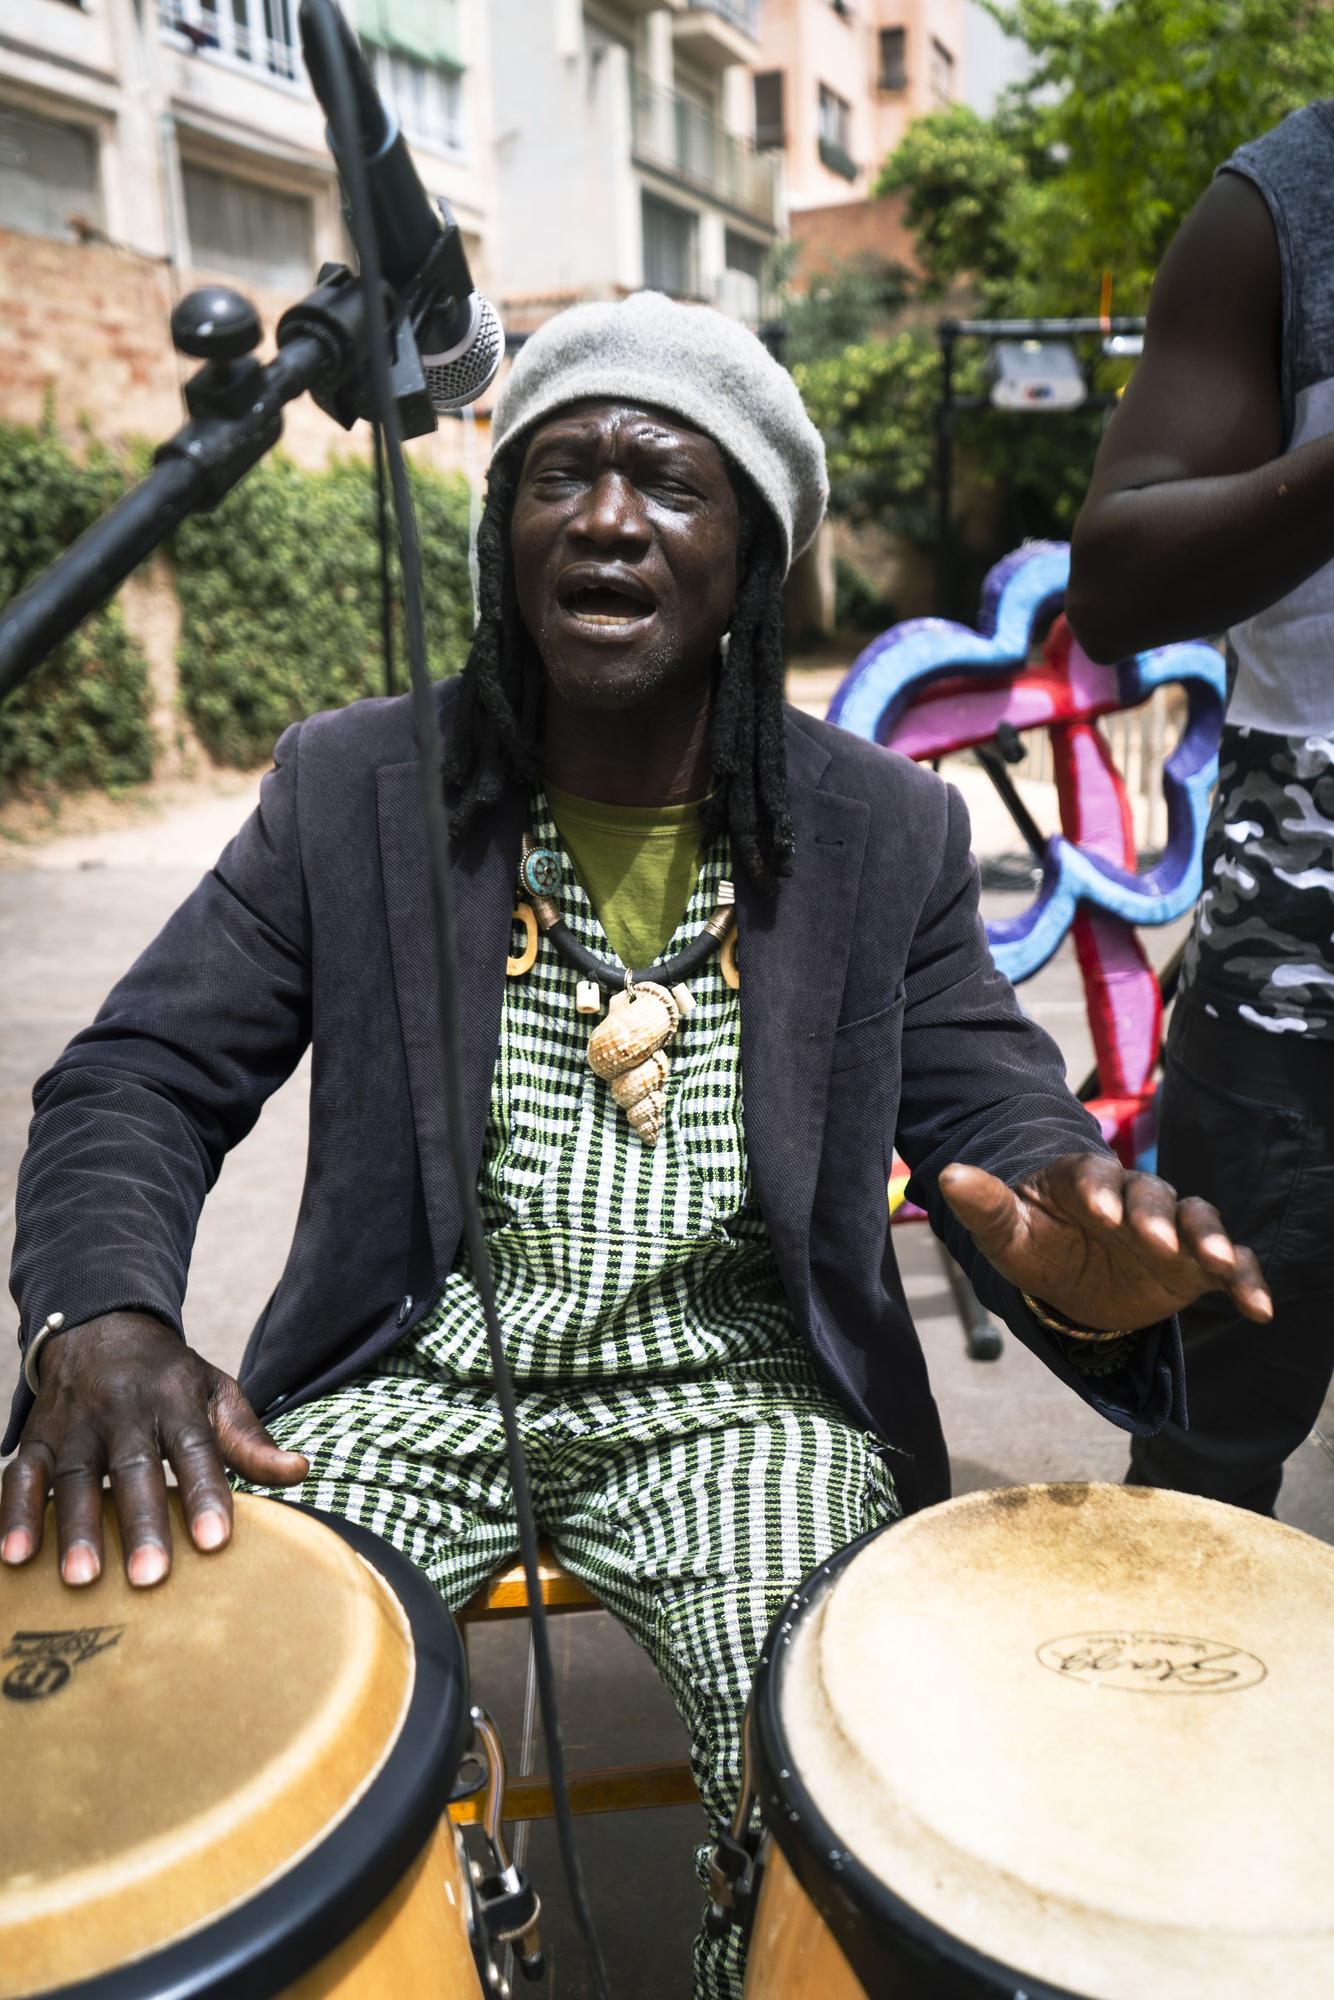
2, 295, 1272, 1999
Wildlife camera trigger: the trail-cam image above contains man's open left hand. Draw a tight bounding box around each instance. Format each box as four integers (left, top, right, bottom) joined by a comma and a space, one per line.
938, 1152, 1273, 1334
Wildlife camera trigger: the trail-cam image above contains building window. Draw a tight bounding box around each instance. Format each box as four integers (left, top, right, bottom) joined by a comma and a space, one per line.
818, 83, 851, 152
753, 70, 784, 150
0, 107, 101, 242
930, 37, 955, 104
158, 0, 299, 85
641, 191, 698, 298
817, 84, 857, 181
725, 229, 766, 284
363, 46, 464, 154
878, 26, 907, 91
182, 162, 313, 291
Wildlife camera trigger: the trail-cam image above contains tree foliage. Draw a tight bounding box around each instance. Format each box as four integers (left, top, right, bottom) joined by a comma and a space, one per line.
977, 0, 1334, 314
793, 329, 959, 534
797, 0, 1334, 575
876, 105, 1029, 302
879, 0, 1334, 318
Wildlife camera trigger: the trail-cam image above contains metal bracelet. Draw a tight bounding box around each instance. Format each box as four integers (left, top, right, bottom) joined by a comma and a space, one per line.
22, 1312, 67, 1394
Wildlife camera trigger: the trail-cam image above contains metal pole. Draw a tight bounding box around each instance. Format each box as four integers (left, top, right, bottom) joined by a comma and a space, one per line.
935, 322, 957, 619
373, 421, 396, 700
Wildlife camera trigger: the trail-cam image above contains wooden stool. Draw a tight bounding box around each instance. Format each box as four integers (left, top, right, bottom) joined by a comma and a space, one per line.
450, 1539, 699, 1826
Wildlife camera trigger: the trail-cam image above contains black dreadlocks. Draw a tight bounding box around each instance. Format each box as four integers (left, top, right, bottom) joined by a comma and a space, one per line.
444, 447, 795, 893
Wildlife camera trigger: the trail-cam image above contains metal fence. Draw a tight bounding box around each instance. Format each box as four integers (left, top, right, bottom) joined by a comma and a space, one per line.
630, 71, 780, 229
686, 0, 761, 33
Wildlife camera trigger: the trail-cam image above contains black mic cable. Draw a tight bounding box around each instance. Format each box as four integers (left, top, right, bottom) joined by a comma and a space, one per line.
296, 5, 612, 1994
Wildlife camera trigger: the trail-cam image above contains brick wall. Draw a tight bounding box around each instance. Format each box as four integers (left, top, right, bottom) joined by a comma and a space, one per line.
0, 227, 486, 478
788, 193, 921, 283
0, 227, 490, 786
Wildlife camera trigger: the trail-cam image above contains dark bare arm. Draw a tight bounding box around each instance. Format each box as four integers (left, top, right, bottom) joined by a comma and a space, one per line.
1068, 171, 1334, 662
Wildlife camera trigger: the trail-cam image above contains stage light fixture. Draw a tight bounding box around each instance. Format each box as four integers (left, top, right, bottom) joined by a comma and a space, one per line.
987, 338, 1087, 412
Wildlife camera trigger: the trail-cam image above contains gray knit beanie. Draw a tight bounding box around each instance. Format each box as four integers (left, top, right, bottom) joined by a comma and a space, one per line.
490, 292, 828, 575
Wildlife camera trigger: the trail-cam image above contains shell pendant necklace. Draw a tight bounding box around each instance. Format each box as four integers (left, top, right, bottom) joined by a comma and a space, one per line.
509, 831, 738, 1145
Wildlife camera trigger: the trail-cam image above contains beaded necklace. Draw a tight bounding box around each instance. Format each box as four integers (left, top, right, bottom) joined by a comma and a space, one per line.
507, 831, 738, 1145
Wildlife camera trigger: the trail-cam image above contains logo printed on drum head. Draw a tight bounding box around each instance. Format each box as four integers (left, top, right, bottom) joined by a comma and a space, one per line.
2, 1626, 126, 1702
1036, 1631, 1266, 1693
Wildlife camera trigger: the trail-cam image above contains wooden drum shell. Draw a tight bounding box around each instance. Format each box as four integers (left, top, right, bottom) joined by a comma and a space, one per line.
1, 1499, 480, 1999
281, 1819, 480, 1999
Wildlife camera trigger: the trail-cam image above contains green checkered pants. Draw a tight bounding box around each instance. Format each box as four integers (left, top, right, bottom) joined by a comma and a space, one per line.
242, 1350, 900, 2000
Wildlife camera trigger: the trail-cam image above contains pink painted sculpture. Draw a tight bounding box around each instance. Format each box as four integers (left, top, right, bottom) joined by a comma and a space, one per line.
829, 542, 1225, 1206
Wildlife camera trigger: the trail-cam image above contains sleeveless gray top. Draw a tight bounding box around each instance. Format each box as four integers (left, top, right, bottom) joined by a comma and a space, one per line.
1180, 103, 1334, 1040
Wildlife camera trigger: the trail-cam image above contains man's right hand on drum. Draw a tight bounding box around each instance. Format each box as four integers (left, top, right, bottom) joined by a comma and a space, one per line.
0, 1310, 308, 1587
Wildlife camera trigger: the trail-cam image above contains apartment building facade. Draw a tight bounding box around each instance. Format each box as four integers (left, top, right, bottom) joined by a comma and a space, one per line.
0, 0, 495, 463
753, 0, 963, 210
489, 0, 781, 328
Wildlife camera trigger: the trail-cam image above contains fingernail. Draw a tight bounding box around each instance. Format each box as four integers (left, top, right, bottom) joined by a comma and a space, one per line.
63, 1544, 100, 1585
128, 1543, 168, 1587
2, 1530, 32, 1564
193, 1510, 227, 1551
1204, 1236, 1235, 1261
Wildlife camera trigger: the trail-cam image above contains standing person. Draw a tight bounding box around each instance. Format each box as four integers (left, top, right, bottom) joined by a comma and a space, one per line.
3, 295, 1269, 1998
1069, 103, 1334, 1516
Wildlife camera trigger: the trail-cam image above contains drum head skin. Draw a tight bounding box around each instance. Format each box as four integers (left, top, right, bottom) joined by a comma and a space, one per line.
760, 1484, 1334, 2000
0, 1498, 468, 1998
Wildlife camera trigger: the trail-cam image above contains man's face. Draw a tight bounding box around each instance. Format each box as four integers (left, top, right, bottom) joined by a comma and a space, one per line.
510, 399, 740, 714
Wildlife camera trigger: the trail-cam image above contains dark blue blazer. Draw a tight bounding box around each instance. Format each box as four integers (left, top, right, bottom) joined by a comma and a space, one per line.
5, 687, 1182, 1508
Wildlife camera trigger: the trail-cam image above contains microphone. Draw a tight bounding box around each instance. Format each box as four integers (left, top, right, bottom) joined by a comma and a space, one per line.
298, 0, 503, 411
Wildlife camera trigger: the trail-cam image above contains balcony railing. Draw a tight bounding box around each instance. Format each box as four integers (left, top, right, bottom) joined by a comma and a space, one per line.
686, 0, 760, 32
159, 0, 300, 85
631, 72, 780, 229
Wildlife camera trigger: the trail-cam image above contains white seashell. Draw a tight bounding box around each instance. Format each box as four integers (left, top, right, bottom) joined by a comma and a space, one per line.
610, 1050, 670, 1109
626, 1088, 668, 1144
586, 982, 679, 1080
671, 983, 695, 1018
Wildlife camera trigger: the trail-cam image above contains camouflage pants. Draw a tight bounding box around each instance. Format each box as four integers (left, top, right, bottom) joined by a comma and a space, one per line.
1130, 999, 1334, 1513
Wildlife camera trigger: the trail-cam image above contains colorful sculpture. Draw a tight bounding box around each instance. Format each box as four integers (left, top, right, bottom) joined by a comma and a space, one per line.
829, 542, 1225, 1169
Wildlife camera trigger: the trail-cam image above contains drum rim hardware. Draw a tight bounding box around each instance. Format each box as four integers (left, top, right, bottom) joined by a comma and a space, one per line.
737, 1521, 1086, 2000
13, 1505, 471, 2000
704, 1695, 764, 1946
463, 1704, 546, 1987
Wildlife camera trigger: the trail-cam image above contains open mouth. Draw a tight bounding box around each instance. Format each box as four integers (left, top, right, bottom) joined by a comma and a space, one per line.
556, 575, 657, 629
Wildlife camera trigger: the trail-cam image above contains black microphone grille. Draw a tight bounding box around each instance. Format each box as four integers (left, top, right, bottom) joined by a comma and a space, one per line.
421, 293, 504, 413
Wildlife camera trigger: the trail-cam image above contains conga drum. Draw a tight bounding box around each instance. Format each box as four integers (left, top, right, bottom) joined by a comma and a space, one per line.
0, 1495, 486, 1997
739, 1483, 1334, 1998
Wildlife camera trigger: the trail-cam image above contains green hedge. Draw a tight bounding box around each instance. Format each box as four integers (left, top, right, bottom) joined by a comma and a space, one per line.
172, 452, 473, 766
0, 421, 476, 802
0, 420, 156, 801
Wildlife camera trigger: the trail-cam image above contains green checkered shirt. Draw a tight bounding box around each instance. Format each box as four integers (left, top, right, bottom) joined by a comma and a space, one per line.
417, 792, 800, 1382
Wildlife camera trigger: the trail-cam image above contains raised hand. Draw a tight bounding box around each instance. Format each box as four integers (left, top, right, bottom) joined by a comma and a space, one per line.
0, 1310, 308, 1587
939, 1152, 1273, 1334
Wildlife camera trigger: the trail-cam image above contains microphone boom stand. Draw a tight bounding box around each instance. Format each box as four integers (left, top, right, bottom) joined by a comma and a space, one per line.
0, 261, 435, 702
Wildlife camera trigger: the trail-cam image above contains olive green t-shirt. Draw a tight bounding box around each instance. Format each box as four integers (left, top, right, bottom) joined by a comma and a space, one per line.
545, 783, 705, 972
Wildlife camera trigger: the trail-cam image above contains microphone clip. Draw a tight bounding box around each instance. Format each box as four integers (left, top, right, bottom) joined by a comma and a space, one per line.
278, 260, 439, 440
